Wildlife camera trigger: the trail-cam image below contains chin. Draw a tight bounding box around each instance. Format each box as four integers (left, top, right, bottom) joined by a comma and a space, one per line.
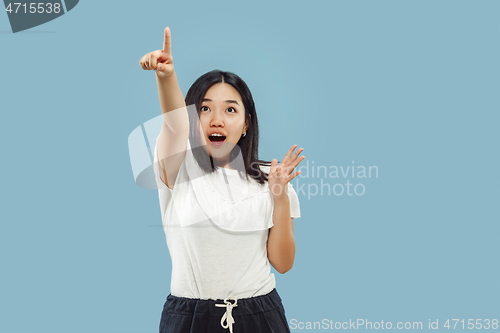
208, 141, 238, 158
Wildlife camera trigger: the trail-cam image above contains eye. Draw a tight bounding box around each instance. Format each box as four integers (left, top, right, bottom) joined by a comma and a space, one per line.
201, 106, 209, 112
226, 107, 236, 113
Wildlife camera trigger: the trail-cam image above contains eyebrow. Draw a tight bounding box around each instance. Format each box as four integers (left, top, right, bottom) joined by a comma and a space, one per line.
202, 98, 240, 106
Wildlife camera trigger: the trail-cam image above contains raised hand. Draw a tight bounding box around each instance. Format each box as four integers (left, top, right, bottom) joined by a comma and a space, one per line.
139, 26, 174, 78
268, 145, 305, 200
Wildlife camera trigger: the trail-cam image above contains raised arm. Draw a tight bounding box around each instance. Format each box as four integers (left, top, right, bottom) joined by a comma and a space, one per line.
139, 26, 189, 190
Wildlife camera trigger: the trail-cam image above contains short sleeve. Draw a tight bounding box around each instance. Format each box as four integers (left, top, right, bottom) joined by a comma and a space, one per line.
259, 164, 301, 219
287, 183, 301, 219
153, 135, 171, 192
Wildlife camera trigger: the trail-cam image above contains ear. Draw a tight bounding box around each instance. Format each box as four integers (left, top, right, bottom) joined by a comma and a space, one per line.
245, 115, 250, 132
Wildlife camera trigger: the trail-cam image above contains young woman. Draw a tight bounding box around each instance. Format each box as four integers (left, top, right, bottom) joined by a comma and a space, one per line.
139, 26, 305, 333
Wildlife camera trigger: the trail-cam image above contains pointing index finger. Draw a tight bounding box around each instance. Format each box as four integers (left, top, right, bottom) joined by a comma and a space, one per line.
163, 26, 171, 54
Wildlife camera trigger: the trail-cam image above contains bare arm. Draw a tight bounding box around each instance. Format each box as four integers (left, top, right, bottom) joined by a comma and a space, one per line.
266, 145, 305, 273
156, 71, 189, 190
140, 27, 189, 189
268, 194, 295, 274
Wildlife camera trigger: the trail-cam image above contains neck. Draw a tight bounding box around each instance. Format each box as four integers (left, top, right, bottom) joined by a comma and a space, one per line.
213, 157, 231, 169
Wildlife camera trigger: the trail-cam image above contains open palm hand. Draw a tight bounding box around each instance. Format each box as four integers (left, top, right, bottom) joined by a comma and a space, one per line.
268, 145, 305, 200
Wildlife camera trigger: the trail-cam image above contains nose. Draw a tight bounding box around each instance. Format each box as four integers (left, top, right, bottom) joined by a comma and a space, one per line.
210, 110, 224, 127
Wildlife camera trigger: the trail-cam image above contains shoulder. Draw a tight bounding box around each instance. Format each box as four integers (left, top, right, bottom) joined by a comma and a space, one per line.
253, 163, 272, 181
258, 163, 271, 174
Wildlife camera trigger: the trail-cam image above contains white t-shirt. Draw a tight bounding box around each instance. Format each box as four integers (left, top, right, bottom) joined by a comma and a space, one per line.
153, 135, 301, 300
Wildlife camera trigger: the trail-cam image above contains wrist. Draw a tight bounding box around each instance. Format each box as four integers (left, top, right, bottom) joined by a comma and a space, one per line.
156, 67, 176, 80
272, 192, 289, 204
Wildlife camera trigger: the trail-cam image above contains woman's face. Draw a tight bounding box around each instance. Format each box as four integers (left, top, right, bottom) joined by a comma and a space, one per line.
198, 83, 248, 164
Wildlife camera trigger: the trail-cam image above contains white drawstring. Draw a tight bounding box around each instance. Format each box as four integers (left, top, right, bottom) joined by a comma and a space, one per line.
215, 297, 238, 333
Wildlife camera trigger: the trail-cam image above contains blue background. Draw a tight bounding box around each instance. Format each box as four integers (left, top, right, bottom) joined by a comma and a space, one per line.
1, 0, 499, 332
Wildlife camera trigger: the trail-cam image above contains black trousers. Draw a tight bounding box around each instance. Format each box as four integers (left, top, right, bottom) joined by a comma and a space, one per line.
159, 288, 291, 333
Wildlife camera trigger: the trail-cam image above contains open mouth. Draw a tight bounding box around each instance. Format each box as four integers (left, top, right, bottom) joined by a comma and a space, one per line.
209, 134, 227, 143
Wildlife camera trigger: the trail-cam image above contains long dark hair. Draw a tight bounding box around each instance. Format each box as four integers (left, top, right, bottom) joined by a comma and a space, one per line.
185, 70, 270, 185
